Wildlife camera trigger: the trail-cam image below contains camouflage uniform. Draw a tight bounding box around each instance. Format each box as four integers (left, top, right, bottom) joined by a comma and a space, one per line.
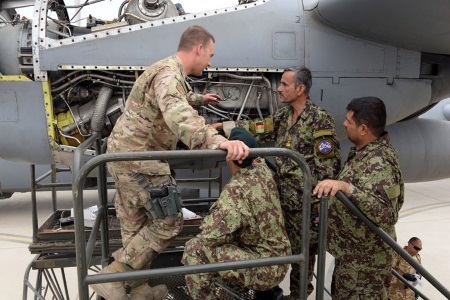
181, 158, 291, 300
107, 55, 227, 272
327, 133, 404, 300
389, 246, 421, 300
239, 100, 341, 298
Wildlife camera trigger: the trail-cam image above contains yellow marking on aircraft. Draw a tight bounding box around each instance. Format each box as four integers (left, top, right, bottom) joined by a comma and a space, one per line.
0, 234, 32, 244
399, 203, 450, 218
42, 81, 57, 143
0, 75, 31, 81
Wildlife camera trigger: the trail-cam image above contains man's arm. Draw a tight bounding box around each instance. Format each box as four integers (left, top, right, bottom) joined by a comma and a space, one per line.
186, 92, 221, 107
153, 72, 249, 161
345, 171, 402, 226
314, 170, 402, 226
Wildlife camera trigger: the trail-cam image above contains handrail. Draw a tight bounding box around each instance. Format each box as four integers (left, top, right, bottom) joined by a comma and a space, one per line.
85, 255, 303, 284
391, 269, 429, 300
72, 133, 99, 181
315, 196, 329, 300
72, 148, 313, 300
334, 191, 450, 299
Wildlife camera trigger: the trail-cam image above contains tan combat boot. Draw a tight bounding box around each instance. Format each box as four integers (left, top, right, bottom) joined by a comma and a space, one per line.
129, 283, 169, 300
90, 261, 129, 300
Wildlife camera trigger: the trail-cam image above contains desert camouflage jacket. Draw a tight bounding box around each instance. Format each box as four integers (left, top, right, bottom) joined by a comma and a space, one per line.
107, 54, 226, 175
389, 246, 421, 300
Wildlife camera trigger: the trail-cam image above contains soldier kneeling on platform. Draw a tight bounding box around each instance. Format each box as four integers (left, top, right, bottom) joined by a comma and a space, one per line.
182, 127, 292, 300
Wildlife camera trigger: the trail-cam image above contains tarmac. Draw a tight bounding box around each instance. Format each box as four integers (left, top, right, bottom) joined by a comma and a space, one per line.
1, 179, 449, 299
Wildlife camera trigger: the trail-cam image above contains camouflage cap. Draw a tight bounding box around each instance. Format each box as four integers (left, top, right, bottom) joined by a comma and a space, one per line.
229, 127, 259, 168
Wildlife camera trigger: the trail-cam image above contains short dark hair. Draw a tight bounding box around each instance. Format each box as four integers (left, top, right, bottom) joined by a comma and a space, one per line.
346, 97, 386, 137
178, 25, 215, 52
409, 237, 421, 244
284, 66, 312, 94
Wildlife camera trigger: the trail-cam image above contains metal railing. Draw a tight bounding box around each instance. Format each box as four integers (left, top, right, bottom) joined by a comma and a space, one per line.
315, 196, 330, 300
391, 269, 428, 300
71, 134, 450, 300
72, 147, 313, 300
313, 191, 450, 299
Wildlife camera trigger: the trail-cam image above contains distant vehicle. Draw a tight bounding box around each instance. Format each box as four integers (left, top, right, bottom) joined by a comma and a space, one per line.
2, 0, 450, 198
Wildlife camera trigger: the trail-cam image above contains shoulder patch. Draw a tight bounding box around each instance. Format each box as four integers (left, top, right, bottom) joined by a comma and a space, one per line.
176, 82, 186, 95
316, 138, 333, 155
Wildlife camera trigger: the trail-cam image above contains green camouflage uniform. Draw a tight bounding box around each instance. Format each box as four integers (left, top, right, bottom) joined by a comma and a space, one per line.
389, 246, 421, 300
328, 133, 404, 300
239, 100, 341, 298
181, 158, 291, 300
106, 54, 227, 271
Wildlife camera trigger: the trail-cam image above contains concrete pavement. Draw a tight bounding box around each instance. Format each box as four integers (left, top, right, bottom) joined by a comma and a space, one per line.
1, 180, 449, 299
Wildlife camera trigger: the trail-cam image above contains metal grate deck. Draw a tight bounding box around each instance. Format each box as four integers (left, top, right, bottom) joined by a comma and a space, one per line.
151, 274, 291, 300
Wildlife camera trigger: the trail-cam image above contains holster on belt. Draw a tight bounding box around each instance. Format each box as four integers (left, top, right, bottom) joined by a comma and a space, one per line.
133, 173, 182, 219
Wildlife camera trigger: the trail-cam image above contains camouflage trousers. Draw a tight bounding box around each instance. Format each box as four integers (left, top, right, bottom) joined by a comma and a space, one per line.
181, 237, 288, 300
388, 282, 416, 300
331, 259, 390, 300
107, 165, 183, 271
284, 209, 318, 299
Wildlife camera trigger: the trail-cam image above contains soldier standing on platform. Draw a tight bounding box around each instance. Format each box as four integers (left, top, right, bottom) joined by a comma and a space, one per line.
314, 97, 404, 300
91, 25, 249, 300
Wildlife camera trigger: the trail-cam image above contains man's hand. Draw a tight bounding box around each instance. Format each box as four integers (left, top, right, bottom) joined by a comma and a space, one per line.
203, 93, 221, 106
218, 140, 250, 162
313, 179, 351, 198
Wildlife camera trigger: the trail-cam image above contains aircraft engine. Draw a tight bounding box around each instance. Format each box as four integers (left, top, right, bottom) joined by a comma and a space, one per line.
51, 73, 129, 146
50, 71, 279, 147
188, 73, 279, 125
123, 0, 180, 24
55, 93, 124, 147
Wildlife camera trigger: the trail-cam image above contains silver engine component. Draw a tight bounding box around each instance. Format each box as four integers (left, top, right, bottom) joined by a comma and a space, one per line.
124, 0, 179, 24
189, 73, 279, 123
0, 8, 14, 27
0, 20, 33, 75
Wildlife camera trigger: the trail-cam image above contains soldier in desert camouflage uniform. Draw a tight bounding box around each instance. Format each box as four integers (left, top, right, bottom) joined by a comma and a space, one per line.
389, 237, 423, 300
91, 25, 250, 300
314, 97, 404, 300
182, 127, 291, 300
216, 67, 341, 298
